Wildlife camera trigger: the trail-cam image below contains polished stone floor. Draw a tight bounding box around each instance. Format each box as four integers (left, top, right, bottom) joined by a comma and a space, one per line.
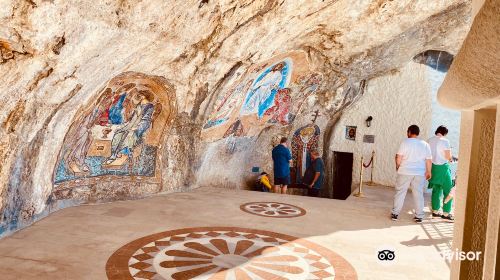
0, 185, 453, 279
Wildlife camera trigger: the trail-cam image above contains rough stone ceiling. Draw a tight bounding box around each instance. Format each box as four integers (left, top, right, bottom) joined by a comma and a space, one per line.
1, 0, 470, 114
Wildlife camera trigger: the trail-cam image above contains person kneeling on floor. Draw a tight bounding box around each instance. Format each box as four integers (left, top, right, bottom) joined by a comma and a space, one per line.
256, 172, 272, 192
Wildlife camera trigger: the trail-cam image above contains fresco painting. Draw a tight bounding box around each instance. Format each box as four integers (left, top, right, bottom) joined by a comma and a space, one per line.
203, 79, 254, 129
264, 88, 293, 125
201, 51, 323, 141
291, 124, 321, 184
223, 119, 244, 138
240, 59, 292, 118
292, 73, 323, 114
53, 72, 175, 187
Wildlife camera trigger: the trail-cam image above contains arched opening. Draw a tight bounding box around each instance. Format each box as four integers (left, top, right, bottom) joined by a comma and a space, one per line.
413, 50, 454, 73
52, 72, 176, 199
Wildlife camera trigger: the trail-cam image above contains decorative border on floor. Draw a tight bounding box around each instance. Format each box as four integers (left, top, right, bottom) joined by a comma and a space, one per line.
240, 202, 307, 218
106, 227, 357, 280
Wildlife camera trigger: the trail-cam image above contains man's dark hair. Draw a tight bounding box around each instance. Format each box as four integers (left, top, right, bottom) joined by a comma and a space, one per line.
260, 172, 268, 175
435, 125, 448, 136
407, 125, 420, 136
310, 149, 320, 156
280, 137, 288, 144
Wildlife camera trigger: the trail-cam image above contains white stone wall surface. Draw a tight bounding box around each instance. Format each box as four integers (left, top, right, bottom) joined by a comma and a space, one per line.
330, 62, 433, 187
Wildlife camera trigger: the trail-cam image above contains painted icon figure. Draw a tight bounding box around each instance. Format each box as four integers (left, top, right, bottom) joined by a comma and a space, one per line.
291, 124, 321, 184
62, 88, 117, 174
264, 88, 292, 125
240, 60, 292, 118
104, 90, 155, 167
54, 72, 173, 186
203, 79, 254, 129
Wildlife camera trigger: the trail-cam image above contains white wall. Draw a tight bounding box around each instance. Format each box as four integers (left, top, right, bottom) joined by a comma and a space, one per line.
329, 62, 433, 187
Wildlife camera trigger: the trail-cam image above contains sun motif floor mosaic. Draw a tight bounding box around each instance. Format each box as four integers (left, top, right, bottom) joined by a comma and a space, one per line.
106, 227, 357, 280
240, 202, 306, 218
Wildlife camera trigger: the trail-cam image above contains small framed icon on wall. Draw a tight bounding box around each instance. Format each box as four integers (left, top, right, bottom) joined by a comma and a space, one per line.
345, 126, 357, 141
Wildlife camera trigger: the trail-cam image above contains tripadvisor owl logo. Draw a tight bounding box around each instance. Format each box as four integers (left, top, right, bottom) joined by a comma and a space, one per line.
378, 249, 395, 261
376, 245, 397, 266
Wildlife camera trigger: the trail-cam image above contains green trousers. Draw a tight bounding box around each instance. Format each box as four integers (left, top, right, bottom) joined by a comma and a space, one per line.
429, 163, 453, 213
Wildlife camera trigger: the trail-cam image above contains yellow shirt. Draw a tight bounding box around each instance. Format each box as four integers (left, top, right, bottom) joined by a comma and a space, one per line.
260, 175, 272, 190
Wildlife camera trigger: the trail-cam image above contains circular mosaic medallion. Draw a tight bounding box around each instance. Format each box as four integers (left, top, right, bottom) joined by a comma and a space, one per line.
106, 227, 357, 280
240, 202, 306, 218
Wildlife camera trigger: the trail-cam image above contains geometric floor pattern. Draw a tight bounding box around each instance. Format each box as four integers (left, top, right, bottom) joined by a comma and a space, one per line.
106, 227, 357, 279
240, 202, 306, 218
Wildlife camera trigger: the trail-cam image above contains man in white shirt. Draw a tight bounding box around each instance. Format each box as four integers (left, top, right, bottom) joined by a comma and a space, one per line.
391, 125, 432, 223
428, 126, 454, 222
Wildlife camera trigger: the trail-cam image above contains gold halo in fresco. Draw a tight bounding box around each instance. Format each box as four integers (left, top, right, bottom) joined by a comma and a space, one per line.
240, 202, 306, 218
106, 227, 357, 280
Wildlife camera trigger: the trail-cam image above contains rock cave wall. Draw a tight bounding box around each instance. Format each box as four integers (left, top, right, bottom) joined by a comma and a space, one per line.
0, 0, 471, 237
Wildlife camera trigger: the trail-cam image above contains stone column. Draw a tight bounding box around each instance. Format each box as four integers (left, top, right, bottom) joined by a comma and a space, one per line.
496, 220, 500, 278
482, 105, 500, 279
450, 110, 475, 279
452, 108, 497, 280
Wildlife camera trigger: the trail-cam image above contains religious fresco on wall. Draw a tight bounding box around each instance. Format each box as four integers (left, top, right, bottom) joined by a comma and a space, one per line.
201, 51, 323, 141
264, 88, 292, 125
240, 59, 292, 118
291, 123, 321, 184
223, 119, 244, 138
203, 79, 254, 130
292, 73, 323, 114
53, 72, 175, 187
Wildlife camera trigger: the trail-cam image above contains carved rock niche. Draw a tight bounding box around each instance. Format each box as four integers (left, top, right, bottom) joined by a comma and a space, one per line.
52, 72, 176, 201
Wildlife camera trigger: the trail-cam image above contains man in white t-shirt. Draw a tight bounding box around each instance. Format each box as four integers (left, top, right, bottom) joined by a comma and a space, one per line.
428, 125, 454, 222
391, 125, 432, 223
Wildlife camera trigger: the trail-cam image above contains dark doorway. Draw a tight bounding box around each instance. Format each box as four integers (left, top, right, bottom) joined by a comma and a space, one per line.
331, 151, 353, 200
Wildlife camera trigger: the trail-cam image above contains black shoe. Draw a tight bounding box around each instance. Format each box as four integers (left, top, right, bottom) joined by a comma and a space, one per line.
432, 212, 442, 218
391, 214, 398, 221
414, 217, 423, 223
441, 214, 455, 222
